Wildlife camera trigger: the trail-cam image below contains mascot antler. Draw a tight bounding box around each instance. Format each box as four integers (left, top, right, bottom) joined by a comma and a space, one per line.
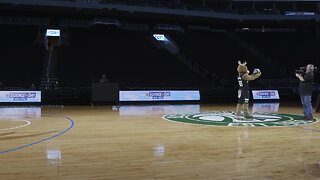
238, 61, 247, 65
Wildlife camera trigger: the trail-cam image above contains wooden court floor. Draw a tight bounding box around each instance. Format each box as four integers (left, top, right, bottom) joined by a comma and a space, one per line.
0, 103, 320, 180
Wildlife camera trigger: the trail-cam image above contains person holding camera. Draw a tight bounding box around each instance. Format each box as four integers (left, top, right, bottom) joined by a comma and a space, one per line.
295, 64, 315, 120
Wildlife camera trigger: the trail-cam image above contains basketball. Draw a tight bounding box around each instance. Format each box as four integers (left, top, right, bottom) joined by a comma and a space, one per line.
253, 68, 260, 74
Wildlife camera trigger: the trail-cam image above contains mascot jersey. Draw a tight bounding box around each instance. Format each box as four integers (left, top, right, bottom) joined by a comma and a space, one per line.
237, 74, 249, 91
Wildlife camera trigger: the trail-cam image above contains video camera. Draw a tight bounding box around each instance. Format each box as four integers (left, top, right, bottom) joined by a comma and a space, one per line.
295, 66, 318, 75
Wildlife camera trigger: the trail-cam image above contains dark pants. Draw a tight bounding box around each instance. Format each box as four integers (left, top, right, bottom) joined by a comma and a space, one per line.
316, 93, 320, 112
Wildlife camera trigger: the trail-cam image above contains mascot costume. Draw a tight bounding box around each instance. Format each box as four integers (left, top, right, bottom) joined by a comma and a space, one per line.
236, 61, 262, 119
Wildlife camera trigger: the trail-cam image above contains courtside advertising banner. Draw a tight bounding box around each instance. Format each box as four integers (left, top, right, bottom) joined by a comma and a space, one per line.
119, 90, 200, 101
252, 90, 280, 100
0, 91, 41, 102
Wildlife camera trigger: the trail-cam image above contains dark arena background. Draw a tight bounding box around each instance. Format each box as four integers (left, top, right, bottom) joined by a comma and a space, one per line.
1, 0, 320, 179
0, 0, 319, 104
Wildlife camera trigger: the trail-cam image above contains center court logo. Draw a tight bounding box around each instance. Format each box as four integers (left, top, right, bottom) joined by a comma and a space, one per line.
163, 112, 317, 127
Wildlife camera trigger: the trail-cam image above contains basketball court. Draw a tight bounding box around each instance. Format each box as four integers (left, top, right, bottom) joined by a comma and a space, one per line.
0, 1, 320, 179
1, 103, 320, 180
